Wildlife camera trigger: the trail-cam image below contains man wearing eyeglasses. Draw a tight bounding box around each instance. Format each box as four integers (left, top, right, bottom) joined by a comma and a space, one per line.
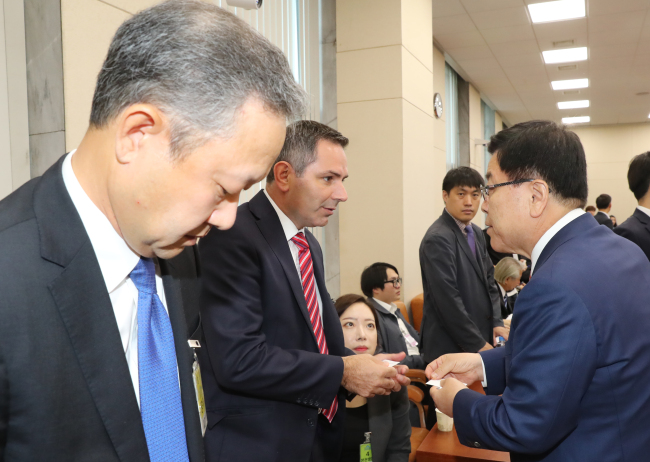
419, 167, 507, 365
361, 263, 425, 370
427, 121, 650, 462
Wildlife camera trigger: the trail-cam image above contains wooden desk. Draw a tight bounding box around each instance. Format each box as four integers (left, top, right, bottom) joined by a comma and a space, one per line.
416, 382, 510, 462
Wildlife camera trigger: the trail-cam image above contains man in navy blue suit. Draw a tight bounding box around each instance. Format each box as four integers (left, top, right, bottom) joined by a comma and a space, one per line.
426, 120, 650, 461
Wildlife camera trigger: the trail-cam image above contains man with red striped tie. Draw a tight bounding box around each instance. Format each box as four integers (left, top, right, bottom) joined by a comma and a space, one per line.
198, 120, 410, 462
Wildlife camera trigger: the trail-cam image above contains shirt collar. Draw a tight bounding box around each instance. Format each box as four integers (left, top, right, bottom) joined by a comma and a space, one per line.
373, 297, 397, 315
444, 208, 469, 233
62, 151, 140, 293
637, 205, 650, 218
497, 283, 506, 298
263, 189, 304, 241
530, 208, 585, 275
597, 210, 610, 218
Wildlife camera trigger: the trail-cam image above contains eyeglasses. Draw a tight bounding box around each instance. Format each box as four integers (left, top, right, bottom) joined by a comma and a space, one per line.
480, 179, 551, 200
384, 277, 402, 288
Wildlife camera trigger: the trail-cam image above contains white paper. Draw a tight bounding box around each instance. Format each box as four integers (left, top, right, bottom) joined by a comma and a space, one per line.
382, 360, 400, 367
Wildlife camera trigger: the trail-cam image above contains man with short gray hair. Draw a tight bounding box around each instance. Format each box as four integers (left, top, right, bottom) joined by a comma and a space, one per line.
0, 1, 305, 460
198, 120, 410, 462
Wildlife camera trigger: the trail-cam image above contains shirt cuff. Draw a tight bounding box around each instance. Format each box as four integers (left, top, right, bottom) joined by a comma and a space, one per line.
480, 355, 488, 388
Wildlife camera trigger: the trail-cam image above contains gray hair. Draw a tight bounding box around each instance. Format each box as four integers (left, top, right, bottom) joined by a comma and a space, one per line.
90, 0, 307, 158
266, 120, 349, 182
494, 257, 524, 284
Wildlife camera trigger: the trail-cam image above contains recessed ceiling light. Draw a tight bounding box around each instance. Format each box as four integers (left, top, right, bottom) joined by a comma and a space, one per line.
528, 0, 585, 24
558, 100, 589, 109
552, 78, 589, 90
543, 47, 588, 64
562, 116, 590, 124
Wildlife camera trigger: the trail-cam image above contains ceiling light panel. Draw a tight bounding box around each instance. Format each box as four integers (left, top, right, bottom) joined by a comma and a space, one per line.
562, 116, 590, 124
543, 47, 588, 64
552, 78, 589, 90
528, 0, 585, 24
558, 100, 590, 109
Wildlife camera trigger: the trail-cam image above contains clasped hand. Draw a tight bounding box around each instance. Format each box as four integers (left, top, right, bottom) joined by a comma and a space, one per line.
425, 353, 484, 417
341, 352, 410, 398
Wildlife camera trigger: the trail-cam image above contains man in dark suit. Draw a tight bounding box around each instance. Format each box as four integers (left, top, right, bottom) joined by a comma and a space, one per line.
615, 152, 650, 261
198, 121, 409, 462
361, 262, 425, 370
594, 193, 614, 229
419, 167, 508, 364
428, 121, 650, 461
0, 2, 307, 461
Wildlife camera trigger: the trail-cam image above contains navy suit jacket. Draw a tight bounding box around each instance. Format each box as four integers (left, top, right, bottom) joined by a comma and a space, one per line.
453, 213, 650, 461
197, 191, 347, 462
0, 156, 204, 461
594, 211, 614, 229
614, 208, 650, 261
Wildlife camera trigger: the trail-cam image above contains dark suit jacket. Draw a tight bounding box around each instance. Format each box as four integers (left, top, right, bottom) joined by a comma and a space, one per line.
367, 388, 411, 462
368, 298, 425, 370
419, 210, 503, 362
594, 211, 614, 229
454, 213, 650, 461
498, 287, 518, 319
483, 229, 531, 284
198, 191, 347, 462
614, 208, 650, 261
0, 156, 204, 461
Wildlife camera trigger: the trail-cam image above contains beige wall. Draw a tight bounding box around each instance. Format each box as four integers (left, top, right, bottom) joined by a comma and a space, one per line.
338, 0, 444, 304
570, 122, 650, 223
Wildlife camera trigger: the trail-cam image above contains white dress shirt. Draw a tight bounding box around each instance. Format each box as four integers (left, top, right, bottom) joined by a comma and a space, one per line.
637, 205, 650, 218
264, 190, 323, 318
372, 298, 420, 356
481, 208, 585, 387
62, 150, 170, 407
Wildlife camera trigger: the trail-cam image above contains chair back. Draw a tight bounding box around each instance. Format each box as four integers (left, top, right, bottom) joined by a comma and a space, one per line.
410, 293, 424, 332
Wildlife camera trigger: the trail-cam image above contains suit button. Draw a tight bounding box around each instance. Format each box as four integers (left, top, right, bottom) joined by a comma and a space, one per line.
307, 418, 316, 427
474, 442, 481, 448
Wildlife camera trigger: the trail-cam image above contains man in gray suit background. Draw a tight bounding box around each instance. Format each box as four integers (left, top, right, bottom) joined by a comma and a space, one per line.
419, 167, 508, 364
0, 2, 305, 461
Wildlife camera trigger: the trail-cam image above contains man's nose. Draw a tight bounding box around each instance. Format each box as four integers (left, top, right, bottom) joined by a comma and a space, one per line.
207, 195, 240, 230
481, 198, 489, 214
333, 182, 348, 203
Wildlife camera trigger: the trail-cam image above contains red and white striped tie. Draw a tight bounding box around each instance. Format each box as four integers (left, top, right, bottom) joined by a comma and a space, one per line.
290, 231, 338, 422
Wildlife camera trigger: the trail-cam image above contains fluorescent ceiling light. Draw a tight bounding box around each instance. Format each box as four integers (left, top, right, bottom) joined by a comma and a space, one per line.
558, 100, 590, 109
562, 116, 590, 124
543, 47, 588, 64
552, 78, 589, 90
528, 0, 585, 24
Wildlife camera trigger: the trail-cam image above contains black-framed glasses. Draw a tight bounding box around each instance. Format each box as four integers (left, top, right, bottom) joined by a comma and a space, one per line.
480, 179, 541, 200
384, 277, 402, 288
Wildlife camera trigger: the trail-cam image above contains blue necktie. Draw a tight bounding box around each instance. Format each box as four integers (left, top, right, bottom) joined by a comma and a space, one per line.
465, 225, 477, 258
130, 257, 190, 462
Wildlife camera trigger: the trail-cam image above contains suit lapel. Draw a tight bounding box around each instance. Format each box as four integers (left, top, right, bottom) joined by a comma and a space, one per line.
633, 208, 650, 235
536, 213, 596, 272
159, 254, 203, 462
306, 230, 345, 355
250, 192, 318, 347
442, 211, 484, 281
37, 158, 148, 461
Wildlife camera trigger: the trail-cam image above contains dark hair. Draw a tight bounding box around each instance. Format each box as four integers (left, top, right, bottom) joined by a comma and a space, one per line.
596, 194, 611, 210
488, 120, 588, 208
90, 0, 306, 159
266, 120, 349, 182
442, 167, 485, 193
585, 205, 596, 212
360, 263, 399, 298
628, 152, 650, 200
335, 294, 382, 352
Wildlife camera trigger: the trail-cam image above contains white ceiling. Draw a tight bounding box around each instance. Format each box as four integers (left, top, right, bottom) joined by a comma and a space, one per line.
432, 0, 650, 126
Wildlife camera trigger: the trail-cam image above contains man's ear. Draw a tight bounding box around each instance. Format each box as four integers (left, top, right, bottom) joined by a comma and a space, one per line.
372, 286, 382, 297
115, 104, 167, 164
442, 190, 449, 204
272, 161, 294, 192
529, 180, 550, 218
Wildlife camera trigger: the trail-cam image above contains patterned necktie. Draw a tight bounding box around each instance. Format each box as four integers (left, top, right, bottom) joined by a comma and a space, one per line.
130, 257, 190, 462
290, 232, 338, 422
465, 224, 477, 258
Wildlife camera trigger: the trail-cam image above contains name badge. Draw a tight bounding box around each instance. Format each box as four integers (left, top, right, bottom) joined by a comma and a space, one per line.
403, 331, 418, 348
191, 353, 208, 436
